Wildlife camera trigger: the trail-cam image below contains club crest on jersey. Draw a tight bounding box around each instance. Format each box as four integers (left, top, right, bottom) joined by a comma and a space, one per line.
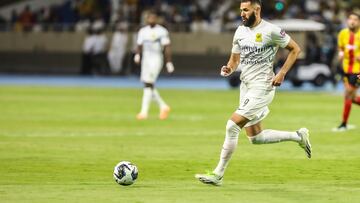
151, 33, 157, 40
255, 33, 262, 42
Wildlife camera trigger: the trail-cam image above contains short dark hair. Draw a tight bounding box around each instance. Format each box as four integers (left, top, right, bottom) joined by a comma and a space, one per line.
349, 12, 360, 19
147, 9, 158, 16
240, 0, 262, 6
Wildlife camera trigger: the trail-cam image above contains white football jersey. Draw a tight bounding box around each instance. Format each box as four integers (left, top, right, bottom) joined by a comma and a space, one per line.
82, 35, 96, 53
137, 24, 170, 58
92, 34, 108, 54
232, 20, 290, 89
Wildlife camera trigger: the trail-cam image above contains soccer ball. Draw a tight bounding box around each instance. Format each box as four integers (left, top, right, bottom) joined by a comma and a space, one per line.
113, 161, 138, 186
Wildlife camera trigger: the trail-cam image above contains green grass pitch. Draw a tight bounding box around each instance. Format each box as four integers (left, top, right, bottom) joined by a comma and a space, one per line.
0, 86, 359, 203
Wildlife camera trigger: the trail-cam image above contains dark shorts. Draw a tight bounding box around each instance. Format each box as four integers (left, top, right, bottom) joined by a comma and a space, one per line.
343, 74, 360, 87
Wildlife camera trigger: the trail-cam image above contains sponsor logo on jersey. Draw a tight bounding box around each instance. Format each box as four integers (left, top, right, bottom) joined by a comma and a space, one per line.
346, 44, 356, 50
243, 98, 250, 107
280, 29, 286, 37
151, 33, 157, 40
235, 38, 245, 45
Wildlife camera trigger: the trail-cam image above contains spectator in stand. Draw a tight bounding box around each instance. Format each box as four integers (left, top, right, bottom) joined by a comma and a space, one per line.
18, 5, 34, 32
92, 24, 110, 75
78, 0, 96, 19
190, 12, 209, 32
0, 15, 5, 31
47, 5, 62, 31
2, 0, 359, 34
35, 7, 46, 31
59, 0, 79, 31
10, 9, 18, 25
92, 13, 105, 32
305, 32, 321, 64
97, 0, 111, 24
81, 28, 96, 75
108, 22, 129, 75
9, 9, 20, 31
75, 16, 92, 32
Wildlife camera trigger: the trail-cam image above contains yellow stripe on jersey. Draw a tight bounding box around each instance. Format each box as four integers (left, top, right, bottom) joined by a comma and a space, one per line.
338, 28, 360, 74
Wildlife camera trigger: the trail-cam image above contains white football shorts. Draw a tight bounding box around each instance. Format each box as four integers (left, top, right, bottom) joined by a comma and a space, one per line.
140, 56, 163, 83
235, 83, 275, 127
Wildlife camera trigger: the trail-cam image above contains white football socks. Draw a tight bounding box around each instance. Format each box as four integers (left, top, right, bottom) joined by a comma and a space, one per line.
152, 89, 167, 109
213, 120, 241, 177
248, 129, 301, 144
139, 87, 152, 115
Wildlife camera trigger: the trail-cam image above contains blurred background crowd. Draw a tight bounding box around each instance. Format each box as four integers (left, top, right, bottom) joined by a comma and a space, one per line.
0, 0, 358, 33
0, 0, 359, 87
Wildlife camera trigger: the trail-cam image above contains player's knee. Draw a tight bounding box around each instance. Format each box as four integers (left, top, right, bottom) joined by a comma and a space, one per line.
226, 120, 241, 139
144, 83, 154, 88
248, 133, 262, 145
345, 94, 352, 100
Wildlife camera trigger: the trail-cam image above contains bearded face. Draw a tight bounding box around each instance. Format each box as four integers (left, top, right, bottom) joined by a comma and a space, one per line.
147, 13, 157, 27
240, 2, 260, 28
347, 14, 359, 32
243, 11, 256, 27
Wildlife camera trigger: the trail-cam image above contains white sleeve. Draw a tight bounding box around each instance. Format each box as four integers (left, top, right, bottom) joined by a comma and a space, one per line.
160, 29, 170, 46
271, 25, 290, 48
83, 36, 95, 53
231, 27, 241, 54
83, 37, 91, 52
136, 29, 144, 45
103, 35, 108, 45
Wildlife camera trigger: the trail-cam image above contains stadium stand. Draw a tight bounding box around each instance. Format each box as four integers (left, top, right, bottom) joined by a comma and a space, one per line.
0, 0, 359, 78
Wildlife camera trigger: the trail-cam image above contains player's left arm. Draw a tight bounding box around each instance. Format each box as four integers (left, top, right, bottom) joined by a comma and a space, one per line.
164, 44, 175, 73
356, 33, 360, 62
134, 45, 142, 64
337, 30, 345, 61
164, 44, 172, 63
272, 39, 301, 86
162, 29, 175, 73
134, 30, 143, 65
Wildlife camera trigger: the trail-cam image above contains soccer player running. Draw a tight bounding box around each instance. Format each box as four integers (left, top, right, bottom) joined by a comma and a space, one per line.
135, 10, 175, 120
335, 12, 360, 131
195, 0, 312, 186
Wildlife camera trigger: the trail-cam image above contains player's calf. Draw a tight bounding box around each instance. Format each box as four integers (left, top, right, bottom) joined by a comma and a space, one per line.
247, 129, 301, 144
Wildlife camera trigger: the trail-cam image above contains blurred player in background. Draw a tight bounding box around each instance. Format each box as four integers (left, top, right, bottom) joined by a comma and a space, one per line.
195, 0, 312, 186
335, 12, 360, 131
108, 22, 128, 75
134, 10, 175, 120
80, 28, 95, 75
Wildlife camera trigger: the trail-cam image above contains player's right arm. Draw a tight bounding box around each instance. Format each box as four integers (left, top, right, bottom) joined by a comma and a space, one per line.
337, 30, 345, 61
272, 38, 301, 86
134, 45, 142, 64
221, 53, 240, 76
134, 29, 143, 64
161, 28, 175, 73
221, 27, 241, 77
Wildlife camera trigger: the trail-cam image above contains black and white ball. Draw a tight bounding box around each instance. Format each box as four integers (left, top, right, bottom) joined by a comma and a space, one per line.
113, 161, 138, 186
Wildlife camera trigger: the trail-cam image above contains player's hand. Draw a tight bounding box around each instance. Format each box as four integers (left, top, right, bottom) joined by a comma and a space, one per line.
357, 74, 360, 79
166, 62, 175, 73
338, 51, 344, 61
272, 72, 285, 86
220, 66, 233, 77
134, 54, 141, 64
